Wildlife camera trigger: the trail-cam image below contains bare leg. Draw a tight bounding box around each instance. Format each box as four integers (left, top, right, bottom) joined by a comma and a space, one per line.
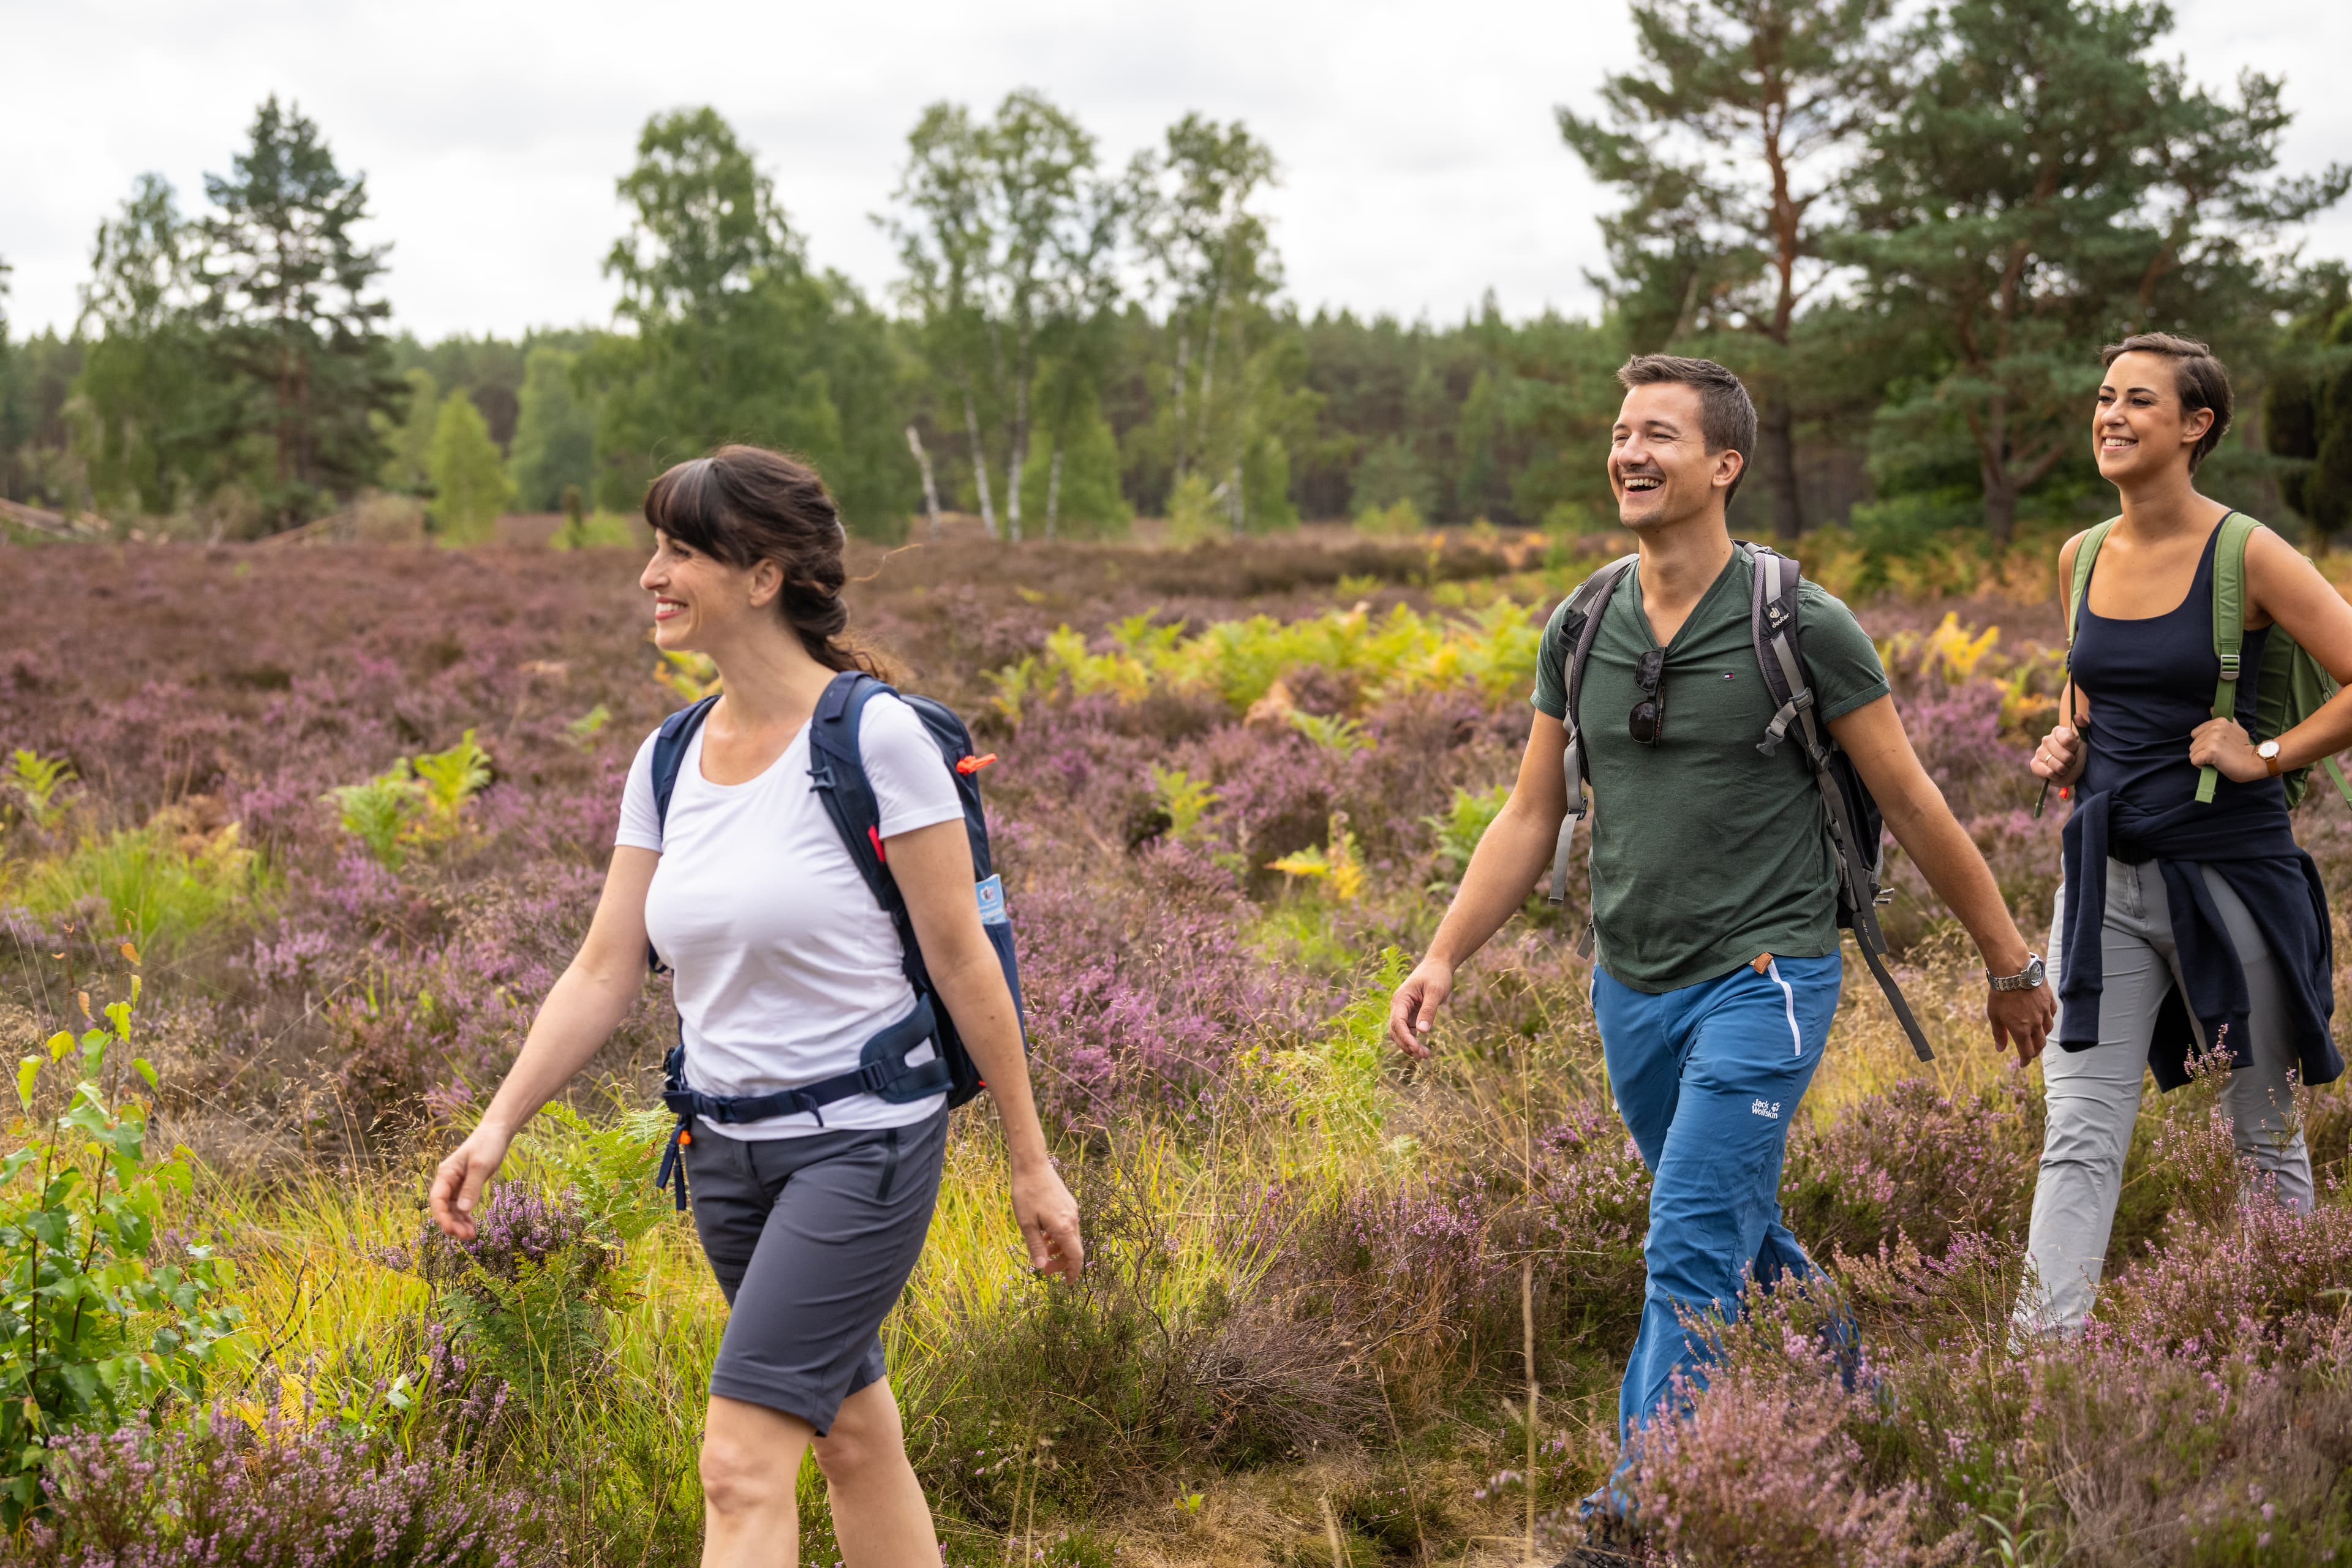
701, 1395, 813, 1568
813, 1379, 940, 1568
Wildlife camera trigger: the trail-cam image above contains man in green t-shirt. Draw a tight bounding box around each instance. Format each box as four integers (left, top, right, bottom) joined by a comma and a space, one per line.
1387, 355, 2054, 1542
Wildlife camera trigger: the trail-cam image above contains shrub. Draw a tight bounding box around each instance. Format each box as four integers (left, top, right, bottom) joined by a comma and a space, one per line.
8, 1412, 540, 1567
17, 817, 265, 954
325, 729, 494, 870
0, 994, 240, 1521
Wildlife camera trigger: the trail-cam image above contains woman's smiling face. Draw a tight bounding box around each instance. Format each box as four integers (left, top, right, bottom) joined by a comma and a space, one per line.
641, 530, 763, 653
2094, 350, 2212, 484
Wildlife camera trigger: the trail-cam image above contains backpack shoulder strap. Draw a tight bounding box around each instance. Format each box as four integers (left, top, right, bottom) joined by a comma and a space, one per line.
2037, 520, 2116, 819
649, 694, 722, 831
1745, 543, 1813, 758
644, 694, 722, 973
1747, 544, 1936, 1062
2198, 511, 2257, 804
2065, 519, 2116, 647
1547, 554, 1638, 910
807, 670, 949, 1001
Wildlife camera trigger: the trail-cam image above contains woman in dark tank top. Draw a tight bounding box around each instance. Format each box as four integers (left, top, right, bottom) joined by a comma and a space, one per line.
2018, 333, 2352, 1338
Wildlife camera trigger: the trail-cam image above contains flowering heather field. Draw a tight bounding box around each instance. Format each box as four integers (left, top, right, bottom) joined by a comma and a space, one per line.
1, 534, 2350, 1566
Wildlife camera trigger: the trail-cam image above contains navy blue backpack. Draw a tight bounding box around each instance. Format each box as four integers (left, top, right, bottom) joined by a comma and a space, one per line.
646, 670, 1025, 1206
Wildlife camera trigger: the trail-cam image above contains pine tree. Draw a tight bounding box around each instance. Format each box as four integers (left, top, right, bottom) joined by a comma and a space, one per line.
197, 96, 403, 530
1841, 0, 2347, 543
1560, 0, 1893, 537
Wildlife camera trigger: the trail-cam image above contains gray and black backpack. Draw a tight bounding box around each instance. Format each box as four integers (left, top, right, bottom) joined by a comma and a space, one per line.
1545, 544, 1932, 1061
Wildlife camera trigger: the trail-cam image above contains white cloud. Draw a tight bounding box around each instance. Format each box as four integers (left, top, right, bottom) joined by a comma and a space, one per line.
2, 0, 2343, 341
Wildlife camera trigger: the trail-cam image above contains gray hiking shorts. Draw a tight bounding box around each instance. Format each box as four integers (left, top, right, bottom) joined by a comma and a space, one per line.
680, 1107, 949, 1434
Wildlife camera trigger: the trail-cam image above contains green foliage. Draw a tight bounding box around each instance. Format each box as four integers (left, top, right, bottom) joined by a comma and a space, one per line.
564, 704, 612, 748
325, 729, 493, 869
589, 107, 914, 538
513, 1102, 673, 1248
546, 510, 638, 551
2266, 284, 2352, 541
1265, 946, 1409, 1148
197, 96, 404, 530
1285, 710, 1372, 753
1422, 784, 1510, 892
1349, 435, 1436, 520
507, 345, 597, 511
889, 90, 1117, 544
1020, 386, 1133, 539
1838, 0, 2349, 541
70, 175, 230, 520
377, 366, 439, 493
1148, 765, 1219, 841
1164, 472, 1222, 545
0, 994, 241, 1522
1354, 497, 1425, 538
22, 821, 265, 954
425, 391, 514, 543
4, 749, 77, 833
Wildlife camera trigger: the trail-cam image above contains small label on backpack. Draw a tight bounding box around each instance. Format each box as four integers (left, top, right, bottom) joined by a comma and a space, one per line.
974, 873, 1008, 925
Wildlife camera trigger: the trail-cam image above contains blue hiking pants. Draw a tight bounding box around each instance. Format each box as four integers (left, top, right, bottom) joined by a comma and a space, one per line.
1592, 952, 1840, 1440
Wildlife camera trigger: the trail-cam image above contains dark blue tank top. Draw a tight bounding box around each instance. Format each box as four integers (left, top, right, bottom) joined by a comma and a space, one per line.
2073, 521, 2288, 815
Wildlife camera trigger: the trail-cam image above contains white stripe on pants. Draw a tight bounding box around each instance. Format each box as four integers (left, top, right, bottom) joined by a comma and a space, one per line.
2015, 858, 2315, 1338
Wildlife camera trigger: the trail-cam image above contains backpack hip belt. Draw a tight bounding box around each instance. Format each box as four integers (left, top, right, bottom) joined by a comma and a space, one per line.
653, 995, 948, 1210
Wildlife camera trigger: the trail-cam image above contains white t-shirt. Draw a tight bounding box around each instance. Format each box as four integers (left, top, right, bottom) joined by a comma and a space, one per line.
614, 694, 964, 1139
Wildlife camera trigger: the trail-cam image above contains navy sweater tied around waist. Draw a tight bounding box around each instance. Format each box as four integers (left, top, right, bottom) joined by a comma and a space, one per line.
2056, 520, 2340, 1091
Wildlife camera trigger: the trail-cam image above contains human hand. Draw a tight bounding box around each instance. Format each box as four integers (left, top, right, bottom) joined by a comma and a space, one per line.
1986, 982, 2054, 1068
2029, 724, 2086, 786
1011, 1160, 1084, 1283
2188, 717, 2270, 783
1389, 957, 1455, 1059
429, 1121, 515, 1241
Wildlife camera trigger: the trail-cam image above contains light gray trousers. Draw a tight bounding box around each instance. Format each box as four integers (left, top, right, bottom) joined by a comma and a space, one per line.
2014, 858, 2316, 1338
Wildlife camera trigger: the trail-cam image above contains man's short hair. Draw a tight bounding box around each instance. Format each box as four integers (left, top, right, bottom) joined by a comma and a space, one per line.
1615, 355, 1758, 502
2099, 332, 2234, 473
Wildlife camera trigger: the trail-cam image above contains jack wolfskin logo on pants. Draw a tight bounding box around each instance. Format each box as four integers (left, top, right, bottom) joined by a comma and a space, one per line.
1749, 1098, 1781, 1120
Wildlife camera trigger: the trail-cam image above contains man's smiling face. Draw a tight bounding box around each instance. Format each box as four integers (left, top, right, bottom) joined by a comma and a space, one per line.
1609, 383, 1740, 530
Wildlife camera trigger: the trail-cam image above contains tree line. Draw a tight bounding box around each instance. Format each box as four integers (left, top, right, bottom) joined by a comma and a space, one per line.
2, 0, 2349, 546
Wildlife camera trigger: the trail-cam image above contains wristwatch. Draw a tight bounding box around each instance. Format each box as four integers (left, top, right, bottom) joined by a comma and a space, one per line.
2258, 739, 2285, 777
1988, 953, 2046, 992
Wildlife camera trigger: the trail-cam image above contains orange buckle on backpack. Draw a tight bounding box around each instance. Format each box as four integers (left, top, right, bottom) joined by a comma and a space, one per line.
956, 753, 998, 775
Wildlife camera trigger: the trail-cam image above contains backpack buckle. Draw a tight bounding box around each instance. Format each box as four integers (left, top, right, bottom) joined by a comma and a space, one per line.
2218, 654, 2241, 680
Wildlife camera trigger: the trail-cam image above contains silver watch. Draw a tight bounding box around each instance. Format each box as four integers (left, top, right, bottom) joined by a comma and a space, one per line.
1988, 953, 2046, 992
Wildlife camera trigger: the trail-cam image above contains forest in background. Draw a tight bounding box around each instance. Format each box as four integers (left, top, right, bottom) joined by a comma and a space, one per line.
5, 0, 2352, 552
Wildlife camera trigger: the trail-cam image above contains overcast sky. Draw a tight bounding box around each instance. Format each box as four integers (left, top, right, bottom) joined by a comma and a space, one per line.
6, 0, 2349, 342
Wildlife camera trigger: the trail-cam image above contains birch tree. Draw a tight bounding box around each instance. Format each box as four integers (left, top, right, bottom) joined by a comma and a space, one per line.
889, 90, 1106, 541
1128, 116, 1284, 532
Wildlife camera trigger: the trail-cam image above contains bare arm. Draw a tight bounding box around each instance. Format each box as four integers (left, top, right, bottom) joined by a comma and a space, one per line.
2192, 527, 2352, 780
888, 818, 1083, 1281
1387, 710, 1572, 1057
1830, 695, 2053, 1064
431, 845, 660, 1237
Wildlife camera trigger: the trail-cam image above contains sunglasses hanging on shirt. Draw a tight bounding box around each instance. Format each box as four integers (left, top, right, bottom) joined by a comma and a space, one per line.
1629, 647, 1667, 746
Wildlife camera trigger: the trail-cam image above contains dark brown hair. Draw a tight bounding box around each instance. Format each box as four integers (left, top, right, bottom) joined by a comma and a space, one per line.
1615, 355, 1758, 502
2100, 332, 2234, 473
643, 445, 888, 676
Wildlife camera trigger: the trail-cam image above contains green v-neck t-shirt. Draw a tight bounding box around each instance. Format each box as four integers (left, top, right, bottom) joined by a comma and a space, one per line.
1530, 546, 1890, 993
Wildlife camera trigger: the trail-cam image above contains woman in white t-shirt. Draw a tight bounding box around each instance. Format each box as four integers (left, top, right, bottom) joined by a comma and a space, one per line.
429, 445, 1081, 1568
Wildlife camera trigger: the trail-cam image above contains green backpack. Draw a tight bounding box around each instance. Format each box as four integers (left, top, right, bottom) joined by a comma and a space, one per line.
2050, 511, 2352, 812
